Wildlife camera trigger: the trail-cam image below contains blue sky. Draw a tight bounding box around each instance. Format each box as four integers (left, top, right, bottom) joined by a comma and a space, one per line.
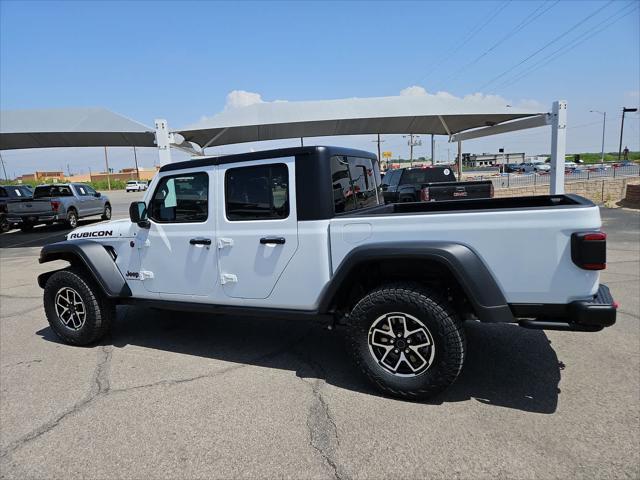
1, 0, 639, 176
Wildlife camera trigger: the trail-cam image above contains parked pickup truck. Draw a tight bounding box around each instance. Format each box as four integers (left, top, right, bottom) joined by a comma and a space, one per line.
381, 166, 493, 203
0, 184, 33, 232
7, 183, 111, 231
36, 146, 616, 400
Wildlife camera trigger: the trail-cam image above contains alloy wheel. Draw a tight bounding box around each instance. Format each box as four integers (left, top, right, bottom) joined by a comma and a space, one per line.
54, 287, 87, 330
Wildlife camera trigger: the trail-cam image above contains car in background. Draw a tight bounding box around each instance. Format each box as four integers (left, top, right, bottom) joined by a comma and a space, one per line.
532, 162, 551, 172
125, 180, 148, 192
503, 163, 522, 173
0, 185, 34, 232
517, 163, 536, 173
381, 166, 493, 203
6, 183, 111, 231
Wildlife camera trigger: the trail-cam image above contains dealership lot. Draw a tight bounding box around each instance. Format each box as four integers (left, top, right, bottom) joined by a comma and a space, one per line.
0, 193, 638, 479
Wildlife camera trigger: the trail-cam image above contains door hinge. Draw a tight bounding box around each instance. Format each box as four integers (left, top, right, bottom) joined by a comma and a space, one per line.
217, 237, 234, 249
220, 273, 238, 284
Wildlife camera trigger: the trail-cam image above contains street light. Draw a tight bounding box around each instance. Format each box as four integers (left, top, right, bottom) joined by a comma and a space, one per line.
590, 110, 606, 167
618, 107, 638, 161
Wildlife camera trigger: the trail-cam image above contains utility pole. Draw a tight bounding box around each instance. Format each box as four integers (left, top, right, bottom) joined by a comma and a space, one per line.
431, 134, 435, 165
103, 146, 111, 191
372, 134, 385, 162
0, 152, 8, 181
618, 107, 638, 161
403, 134, 422, 166
300, 137, 304, 147
133, 146, 140, 180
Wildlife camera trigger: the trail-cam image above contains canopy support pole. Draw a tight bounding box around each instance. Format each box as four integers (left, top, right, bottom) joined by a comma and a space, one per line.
549, 100, 567, 194
457, 140, 462, 181
155, 119, 172, 166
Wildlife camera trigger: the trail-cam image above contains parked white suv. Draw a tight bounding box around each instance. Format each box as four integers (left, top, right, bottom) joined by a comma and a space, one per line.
37, 146, 616, 400
125, 180, 148, 192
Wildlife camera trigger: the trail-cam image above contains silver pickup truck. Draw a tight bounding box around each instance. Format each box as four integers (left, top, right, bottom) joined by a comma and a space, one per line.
7, 183, 111, 231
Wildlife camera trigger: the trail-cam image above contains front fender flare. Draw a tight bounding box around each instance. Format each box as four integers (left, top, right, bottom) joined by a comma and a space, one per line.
38, 240, 131, 298
318, 242, 513, 323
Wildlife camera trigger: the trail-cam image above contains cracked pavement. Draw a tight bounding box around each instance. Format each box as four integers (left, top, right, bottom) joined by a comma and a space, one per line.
0, 197, 638, 479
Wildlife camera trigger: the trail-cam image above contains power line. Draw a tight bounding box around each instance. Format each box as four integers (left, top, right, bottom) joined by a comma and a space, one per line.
478, 0, 615, 91
436, 0, 559, 88
496, 2, 638, 89
415, 0, 511, 85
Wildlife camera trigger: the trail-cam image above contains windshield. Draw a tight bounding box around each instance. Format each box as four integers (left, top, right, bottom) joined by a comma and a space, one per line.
401, 167, 456, 184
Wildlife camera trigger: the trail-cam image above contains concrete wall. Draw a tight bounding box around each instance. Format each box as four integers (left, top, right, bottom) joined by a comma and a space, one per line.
494, 177, 640, 204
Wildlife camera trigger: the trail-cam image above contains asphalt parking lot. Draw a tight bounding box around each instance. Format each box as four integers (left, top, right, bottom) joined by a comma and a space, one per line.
0, 191, 638, 479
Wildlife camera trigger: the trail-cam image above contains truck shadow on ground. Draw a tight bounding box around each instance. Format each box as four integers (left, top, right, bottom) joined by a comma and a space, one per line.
37, 306, 560, 414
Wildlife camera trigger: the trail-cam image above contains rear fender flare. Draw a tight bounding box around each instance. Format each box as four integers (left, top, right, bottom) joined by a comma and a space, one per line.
38, 240, 131, 298
318, 242, 513, 323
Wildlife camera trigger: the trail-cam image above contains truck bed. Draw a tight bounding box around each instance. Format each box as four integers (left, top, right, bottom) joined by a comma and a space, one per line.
346, 194, 592, 217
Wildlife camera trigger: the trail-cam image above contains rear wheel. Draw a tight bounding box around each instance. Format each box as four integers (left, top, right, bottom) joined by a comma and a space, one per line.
101, 203, 112, 220
66, 209, 78, 229
0, 216, 10, 233
43, 268, 114, 345
347, 282, 465, 400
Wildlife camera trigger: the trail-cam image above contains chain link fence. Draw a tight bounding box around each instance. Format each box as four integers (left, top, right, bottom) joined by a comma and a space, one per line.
466, 165, 640, 189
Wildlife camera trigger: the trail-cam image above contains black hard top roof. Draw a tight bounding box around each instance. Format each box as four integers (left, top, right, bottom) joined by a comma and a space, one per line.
160, 146, 377, 173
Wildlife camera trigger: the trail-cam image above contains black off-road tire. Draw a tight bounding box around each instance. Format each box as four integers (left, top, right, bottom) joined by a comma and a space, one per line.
20, 223, 34, 232
0, 216, 10, 233
43, 268, 114, 345
347, 282, 465, 400
101, 203, 112, 220
66, 208, 78, 229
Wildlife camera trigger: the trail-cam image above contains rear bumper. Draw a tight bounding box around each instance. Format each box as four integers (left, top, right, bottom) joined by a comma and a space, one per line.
512, 284, 617, 332
7, 213, 65, 224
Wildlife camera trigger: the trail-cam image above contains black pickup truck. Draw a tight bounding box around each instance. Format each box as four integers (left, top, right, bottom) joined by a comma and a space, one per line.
381, 166, 493, 203
0, 185, 33, 232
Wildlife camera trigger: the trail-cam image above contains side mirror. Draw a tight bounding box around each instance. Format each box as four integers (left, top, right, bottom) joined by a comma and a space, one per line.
129, 201, 150, 229
94, 192, 101, 197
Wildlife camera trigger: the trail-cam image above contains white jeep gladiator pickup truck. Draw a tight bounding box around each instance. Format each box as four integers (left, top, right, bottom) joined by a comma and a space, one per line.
37, 146, 616, 399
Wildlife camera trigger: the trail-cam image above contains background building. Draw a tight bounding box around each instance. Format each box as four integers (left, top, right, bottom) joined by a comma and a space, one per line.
462, 152, 525, 168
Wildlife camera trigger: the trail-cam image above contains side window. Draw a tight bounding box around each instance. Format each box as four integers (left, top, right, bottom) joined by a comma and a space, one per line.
75, 185, 87, 196
225, 163, 289, 221
149, 172, 209, 223
84, 185, 97, 196
330, 156, 382, 213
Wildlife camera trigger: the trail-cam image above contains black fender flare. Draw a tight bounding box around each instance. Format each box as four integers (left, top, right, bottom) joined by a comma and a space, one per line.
318, 242, 513, 323
38, 240, 131, 298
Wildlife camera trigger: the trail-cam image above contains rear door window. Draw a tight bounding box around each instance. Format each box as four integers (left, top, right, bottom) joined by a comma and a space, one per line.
330, 156, 382, 213
225, 163, 289, 221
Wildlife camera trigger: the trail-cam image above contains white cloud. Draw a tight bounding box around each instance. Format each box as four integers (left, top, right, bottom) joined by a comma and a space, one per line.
225, 90, 264, 110
399, 85, 428, 96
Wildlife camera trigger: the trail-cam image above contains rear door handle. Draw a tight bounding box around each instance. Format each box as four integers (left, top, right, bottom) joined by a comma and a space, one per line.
190, 238, 212, 246
260, 237, 286, 245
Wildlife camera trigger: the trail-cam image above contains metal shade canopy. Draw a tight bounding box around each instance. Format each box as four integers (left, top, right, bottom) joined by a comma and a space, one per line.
0, 107, 156, 150
177, 94, 543, 149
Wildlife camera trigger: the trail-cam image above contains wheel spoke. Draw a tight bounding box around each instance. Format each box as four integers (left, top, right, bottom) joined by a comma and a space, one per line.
54, 287, 86, 331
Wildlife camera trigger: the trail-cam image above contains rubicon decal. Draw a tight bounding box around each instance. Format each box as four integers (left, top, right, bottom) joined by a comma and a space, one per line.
68, 230, 113, 239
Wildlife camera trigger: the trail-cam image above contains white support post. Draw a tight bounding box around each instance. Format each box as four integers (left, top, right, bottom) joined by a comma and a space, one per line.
155, 119, 172, 166
550, 101, 567, 194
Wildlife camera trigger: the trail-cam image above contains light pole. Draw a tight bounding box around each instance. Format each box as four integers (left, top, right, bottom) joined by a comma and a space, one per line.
590, 110, 606, 167
618, 107, 638, 161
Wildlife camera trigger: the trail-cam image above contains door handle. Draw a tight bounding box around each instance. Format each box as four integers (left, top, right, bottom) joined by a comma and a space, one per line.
260, 237, 286, 245
190, 238, 212, 246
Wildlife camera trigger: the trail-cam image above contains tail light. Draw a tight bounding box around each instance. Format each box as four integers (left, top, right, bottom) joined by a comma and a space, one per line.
571, 231, 606, 270
420, 187, 430, 202
50, 200, 61, 212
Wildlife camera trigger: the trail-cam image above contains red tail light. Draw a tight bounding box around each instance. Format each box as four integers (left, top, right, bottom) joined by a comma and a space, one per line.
420, 187, 430, 202
571, 231, 607, 270
50, 200, 61, 212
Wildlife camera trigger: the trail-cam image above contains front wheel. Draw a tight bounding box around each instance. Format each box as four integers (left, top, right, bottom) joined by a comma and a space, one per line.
0, 216, 10, 233
43, 268, 114, 345
20, 223, 34, 232
347, 283, 465, 400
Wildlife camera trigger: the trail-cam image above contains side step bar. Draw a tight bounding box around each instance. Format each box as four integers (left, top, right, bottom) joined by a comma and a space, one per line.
519, 320, 603, 332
